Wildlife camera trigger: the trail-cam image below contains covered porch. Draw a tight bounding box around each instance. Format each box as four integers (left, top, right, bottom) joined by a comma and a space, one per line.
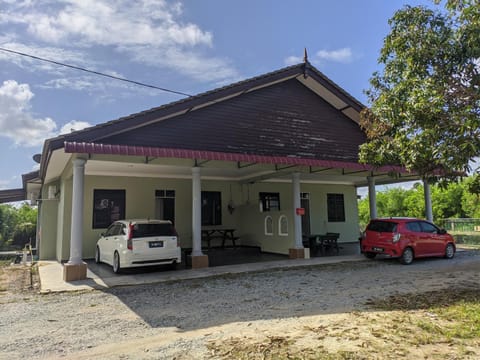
46, 141, 425, 281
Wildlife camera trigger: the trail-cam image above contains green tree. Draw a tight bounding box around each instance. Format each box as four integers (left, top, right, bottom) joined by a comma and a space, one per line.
462, 177, 480, 217
0, 203, 37, 249
359, 1, 480, 184
358, 177, 477, 226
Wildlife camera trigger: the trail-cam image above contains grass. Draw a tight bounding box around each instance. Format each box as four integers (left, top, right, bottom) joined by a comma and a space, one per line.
452, 233, 480, 245
206, 288, 480, 359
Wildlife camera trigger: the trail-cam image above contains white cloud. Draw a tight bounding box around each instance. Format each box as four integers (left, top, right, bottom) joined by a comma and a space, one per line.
0, 0, 239, 83
0, 79, 95, 147
284, 47, 354, 67
0, 41, 97, 76
0, 80, 57, 146
41, 77, 99, 91
128, 46, 240, 83
316, 48, 353, 63
59, 120, 92, 134
284, 55, 303, 66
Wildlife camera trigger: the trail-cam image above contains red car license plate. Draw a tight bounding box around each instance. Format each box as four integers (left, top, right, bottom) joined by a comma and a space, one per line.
372, 247, 384, 252
149, 241, 164, 248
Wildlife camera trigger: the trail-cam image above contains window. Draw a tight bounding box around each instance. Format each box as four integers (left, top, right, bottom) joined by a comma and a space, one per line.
259, 192, 280, 212
327, 193, 345, 222
406, 222, 422, 232
202, 191, 222, 226
264, 216, 273, 235
367, 220, 398, 233
279, 215, 288, 236
155, 189, 175, 224
93, 190, 126, 229
105, 223, 122, 236
420, 221, 439, 234
132, 223, 176, 238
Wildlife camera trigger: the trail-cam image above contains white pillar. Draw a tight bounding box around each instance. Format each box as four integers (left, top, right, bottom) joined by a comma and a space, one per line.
191, 167, 203, 256
367, 176, 377, 220
68, 158, 86, 265
424, 179, 433, 222
292, 172, 303, 248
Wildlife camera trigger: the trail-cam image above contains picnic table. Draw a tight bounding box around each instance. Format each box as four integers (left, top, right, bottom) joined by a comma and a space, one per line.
202, 228, 239, 248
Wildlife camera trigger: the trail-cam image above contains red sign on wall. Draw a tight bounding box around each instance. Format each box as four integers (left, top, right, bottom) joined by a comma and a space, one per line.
296, 208, 305, 216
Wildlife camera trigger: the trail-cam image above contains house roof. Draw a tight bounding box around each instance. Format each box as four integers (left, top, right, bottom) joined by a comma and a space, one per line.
39, 61, 368, 179
0, 188, 25, 203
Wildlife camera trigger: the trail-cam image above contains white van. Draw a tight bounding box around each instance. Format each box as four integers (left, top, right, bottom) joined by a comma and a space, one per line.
95, 219, 181, 273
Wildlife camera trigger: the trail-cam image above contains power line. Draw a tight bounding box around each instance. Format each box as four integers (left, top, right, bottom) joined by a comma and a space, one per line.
0, 46, 192, 97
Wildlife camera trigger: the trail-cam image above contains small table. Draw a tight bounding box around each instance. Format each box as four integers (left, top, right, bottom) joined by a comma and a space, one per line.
308, 233, 340, 256
202, 228, 239, 248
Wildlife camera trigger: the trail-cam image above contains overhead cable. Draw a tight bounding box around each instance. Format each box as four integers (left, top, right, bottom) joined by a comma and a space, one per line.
0, 46, 192, 97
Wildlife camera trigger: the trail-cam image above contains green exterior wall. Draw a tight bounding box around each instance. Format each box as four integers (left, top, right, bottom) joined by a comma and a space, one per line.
37, 181, 59, 260
39, 171, 360, 260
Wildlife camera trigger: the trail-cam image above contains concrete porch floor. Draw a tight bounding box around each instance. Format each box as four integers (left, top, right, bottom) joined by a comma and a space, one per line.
38, 243, 363, 293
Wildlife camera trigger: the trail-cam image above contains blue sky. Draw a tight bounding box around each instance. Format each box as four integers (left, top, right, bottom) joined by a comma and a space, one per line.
0, 0, 435, 191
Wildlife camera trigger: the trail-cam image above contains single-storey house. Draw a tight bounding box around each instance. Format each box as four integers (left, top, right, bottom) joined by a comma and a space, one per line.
7, 60, 432, 281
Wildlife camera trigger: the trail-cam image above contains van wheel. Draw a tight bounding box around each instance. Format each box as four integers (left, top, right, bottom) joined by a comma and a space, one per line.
95, 246, 101, 264
444, 243, 455, 259
113, 251, 121, 274
364, 252, 376, 259
400, 247, 414, 265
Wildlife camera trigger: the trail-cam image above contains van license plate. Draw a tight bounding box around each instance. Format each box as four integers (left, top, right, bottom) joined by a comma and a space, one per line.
373, 247, 384, 252
149, 241, 164, 248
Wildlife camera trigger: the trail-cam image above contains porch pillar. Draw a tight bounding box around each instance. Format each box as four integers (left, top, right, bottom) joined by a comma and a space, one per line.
289, 172, 305, 259
63, 157, 87, 281
367, 176, 377, 220
424, 179, 433, 222
191, 166, 208, 268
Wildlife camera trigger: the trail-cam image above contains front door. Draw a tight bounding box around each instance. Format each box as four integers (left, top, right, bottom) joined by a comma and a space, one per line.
301, 192, 311, 237
155, 190, 175, 224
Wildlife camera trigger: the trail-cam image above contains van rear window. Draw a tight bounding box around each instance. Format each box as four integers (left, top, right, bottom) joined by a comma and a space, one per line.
132, 223, 175, 238
367, 221, 398, 233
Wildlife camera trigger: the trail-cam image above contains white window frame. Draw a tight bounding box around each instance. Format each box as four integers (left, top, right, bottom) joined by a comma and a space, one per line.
264, 216, 273, 235
278, 215, 288, 236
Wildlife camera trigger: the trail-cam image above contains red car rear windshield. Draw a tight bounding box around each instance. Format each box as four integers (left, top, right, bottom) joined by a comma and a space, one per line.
367, 220, 398, 233
132, 223, 175, 238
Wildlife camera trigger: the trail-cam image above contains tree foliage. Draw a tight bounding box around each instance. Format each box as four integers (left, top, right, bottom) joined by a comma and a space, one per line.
359, 0, 480, 184
358, 178, 480, 229
0, 203, 37, 249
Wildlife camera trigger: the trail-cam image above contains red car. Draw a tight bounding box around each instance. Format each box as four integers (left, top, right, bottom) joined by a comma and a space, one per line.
361, 218, 456, 265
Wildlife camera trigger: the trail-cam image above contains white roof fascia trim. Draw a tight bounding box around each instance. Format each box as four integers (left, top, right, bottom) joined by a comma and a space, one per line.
296, 75, 360, 123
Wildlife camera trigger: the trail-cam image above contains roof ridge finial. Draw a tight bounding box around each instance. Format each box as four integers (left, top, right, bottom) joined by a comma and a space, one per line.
303, 48, 308, 63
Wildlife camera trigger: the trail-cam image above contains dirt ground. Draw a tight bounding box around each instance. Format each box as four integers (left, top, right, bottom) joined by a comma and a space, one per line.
1, 250, 480, 359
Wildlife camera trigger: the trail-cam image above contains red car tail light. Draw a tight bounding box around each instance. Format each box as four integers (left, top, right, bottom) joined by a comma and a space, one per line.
392, 232, 401, 243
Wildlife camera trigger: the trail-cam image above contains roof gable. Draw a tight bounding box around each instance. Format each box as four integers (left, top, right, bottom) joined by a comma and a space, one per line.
101, 78, 366, 163
40, 62, 367, 176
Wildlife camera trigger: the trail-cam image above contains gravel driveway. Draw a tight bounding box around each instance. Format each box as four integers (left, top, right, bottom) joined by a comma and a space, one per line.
1, 250, 479, 359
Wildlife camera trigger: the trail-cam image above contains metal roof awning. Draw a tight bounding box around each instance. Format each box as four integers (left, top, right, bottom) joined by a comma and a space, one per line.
64, 141, 408, 174
0, 188, 25, 203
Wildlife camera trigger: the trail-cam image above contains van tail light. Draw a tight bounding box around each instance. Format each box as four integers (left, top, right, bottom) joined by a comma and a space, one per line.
172, 226, 180, 247
127, 223, 134, 250
392, 233, 401, 243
